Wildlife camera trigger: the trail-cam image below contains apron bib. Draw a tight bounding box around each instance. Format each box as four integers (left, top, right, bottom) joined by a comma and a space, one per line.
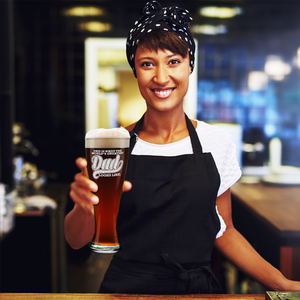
99, 115, 222, 294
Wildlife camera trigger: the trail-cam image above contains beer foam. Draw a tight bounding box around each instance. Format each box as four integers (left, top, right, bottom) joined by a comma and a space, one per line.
85, 127, 130, 139
85, 127, 130, 148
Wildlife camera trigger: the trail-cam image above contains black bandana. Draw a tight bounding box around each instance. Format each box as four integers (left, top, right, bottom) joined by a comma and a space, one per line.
126, 0, 195, 77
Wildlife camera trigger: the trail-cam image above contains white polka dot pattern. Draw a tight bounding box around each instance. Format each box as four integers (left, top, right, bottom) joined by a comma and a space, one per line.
126, 0, 195, 77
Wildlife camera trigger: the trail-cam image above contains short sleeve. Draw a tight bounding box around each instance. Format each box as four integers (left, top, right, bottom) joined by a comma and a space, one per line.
196, 121, 242, 197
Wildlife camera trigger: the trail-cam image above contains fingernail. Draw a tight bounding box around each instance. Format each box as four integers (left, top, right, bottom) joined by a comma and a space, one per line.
91, 196, 99, 204
90, 184, 97, 191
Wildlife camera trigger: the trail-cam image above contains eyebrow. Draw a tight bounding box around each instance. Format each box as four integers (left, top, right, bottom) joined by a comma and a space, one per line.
137, 57, 153, 62
137, 53, 180, 62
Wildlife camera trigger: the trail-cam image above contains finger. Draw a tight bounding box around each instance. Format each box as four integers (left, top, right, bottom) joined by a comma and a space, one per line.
74, 172, 98, 193
69, 189, 95, 215
70, 182, 99, 206
123, 181, 132, 192
75, 157, 88, 177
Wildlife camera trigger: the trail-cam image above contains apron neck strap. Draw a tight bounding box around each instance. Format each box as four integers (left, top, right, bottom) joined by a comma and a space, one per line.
129, 114, 145, 151
185, 114, 203, 154
129, 113, 203, 154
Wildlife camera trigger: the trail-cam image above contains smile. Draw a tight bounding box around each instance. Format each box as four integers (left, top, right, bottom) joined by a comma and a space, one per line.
152, 88, 175, 98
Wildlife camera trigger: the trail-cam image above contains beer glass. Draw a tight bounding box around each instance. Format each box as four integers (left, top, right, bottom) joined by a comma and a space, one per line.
85, 127, 130, 253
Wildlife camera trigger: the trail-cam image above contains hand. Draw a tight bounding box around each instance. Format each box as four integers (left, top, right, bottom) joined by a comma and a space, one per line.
69, 157, 98, 215
69, 157, 132, 215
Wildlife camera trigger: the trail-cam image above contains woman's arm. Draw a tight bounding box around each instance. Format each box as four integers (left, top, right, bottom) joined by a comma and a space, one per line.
64, 157, 99, 249
215, 189, 300, 291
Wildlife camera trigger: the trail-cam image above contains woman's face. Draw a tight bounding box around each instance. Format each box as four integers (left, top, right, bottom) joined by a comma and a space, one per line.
134, 47, 190, 113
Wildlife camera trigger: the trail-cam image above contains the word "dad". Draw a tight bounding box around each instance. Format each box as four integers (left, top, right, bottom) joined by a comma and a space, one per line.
91, 154, 123, 179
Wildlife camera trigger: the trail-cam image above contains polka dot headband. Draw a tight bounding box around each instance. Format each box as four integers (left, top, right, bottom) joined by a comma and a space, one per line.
126, 0, 195, 77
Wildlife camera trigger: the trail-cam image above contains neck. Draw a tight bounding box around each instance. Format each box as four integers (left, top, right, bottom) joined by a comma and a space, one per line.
139, 109, 188, 144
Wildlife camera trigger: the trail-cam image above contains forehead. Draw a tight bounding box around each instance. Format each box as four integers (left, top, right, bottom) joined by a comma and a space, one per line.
135, 47, 188, 59
135, 47, 174, 57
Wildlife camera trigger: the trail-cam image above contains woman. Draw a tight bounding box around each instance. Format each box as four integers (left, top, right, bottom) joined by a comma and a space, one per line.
65, 1, 300, 294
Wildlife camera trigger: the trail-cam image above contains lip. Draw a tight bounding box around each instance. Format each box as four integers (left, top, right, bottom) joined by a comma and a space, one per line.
151, 88, 175, 99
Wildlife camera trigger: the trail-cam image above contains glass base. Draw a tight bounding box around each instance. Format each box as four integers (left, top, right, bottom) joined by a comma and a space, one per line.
89, 242, 120, 254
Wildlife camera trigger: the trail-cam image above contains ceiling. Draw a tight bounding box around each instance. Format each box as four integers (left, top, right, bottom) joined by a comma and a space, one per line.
15, 0, 300, 42
46, 0, 300, 37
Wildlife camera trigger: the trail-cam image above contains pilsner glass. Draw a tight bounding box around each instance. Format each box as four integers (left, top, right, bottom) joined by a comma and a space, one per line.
85, 127, 130, 253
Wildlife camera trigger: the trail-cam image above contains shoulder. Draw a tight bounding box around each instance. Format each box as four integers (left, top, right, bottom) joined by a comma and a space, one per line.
125, 122, 137, 132
191, 119, 198, 129
194, 120, 242, 195
195, 120, 234, 150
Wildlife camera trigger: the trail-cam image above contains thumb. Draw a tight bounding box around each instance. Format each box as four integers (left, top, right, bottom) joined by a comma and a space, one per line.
75, 157, 88, 177
123, 181, 132, 192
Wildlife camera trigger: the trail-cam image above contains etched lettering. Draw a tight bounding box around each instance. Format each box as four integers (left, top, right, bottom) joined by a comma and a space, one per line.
91, 154, 124, 179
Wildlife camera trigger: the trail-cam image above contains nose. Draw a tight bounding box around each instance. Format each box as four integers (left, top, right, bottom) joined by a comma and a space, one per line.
153, 64, 169, 85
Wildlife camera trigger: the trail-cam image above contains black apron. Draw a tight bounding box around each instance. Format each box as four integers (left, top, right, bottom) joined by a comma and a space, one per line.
99, 115, 222, 294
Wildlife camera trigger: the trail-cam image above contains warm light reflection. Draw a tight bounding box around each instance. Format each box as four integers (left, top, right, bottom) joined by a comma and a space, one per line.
264, 55, 291, 81
97, 67, 117, 91
191, 24, 227, 35
62, 6, 105, 17
97, 49, 127, 65
248, 71, 268, 91
79, 21, 111, 32
14, 203, 26, 214
199, 6, 242, 18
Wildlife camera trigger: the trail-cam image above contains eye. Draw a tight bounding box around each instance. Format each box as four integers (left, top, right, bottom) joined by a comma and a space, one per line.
141, 61, 153, 67
169, 59, 180, 65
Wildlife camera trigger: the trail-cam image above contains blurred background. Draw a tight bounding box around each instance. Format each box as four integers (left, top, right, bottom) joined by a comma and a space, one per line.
1, 0, 300, 295
2, 0, 300, 184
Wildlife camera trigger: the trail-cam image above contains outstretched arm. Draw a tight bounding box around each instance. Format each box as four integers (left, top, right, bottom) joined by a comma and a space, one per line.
64, 157, 132, 249
215, 189, 300, 291
64, 157, 99, 249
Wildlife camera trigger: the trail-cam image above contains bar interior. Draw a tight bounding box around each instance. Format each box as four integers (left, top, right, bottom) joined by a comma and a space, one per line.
1, 0, 300, 298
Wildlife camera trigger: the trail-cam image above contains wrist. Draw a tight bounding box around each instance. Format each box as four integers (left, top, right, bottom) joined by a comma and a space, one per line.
282, 279, 300, 291
270, 273, 299, 291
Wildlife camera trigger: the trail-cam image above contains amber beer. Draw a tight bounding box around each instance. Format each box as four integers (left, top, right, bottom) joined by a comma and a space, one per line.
85, 127, 130, 253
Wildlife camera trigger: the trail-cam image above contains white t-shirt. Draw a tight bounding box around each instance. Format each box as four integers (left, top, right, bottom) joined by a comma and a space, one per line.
131, 120, 242, 238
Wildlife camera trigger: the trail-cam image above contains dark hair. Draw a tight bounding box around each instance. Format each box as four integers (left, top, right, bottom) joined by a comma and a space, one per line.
137, 30, 189, 59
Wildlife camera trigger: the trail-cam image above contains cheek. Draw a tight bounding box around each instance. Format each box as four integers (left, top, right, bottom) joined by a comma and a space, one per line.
136, 76, 149, 99
177, 70, 190, 95
177, 68, 190, 86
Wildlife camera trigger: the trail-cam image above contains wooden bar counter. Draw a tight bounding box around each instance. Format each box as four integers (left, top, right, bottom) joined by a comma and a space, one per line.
0, 294, 265, 300
231, 181, 300, 281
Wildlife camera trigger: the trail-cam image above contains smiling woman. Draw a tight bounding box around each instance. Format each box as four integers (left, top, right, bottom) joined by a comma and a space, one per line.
65, 0, 300, 295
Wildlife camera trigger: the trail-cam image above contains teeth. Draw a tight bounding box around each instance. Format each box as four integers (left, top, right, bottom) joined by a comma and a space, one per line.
154, 88, 173, 97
